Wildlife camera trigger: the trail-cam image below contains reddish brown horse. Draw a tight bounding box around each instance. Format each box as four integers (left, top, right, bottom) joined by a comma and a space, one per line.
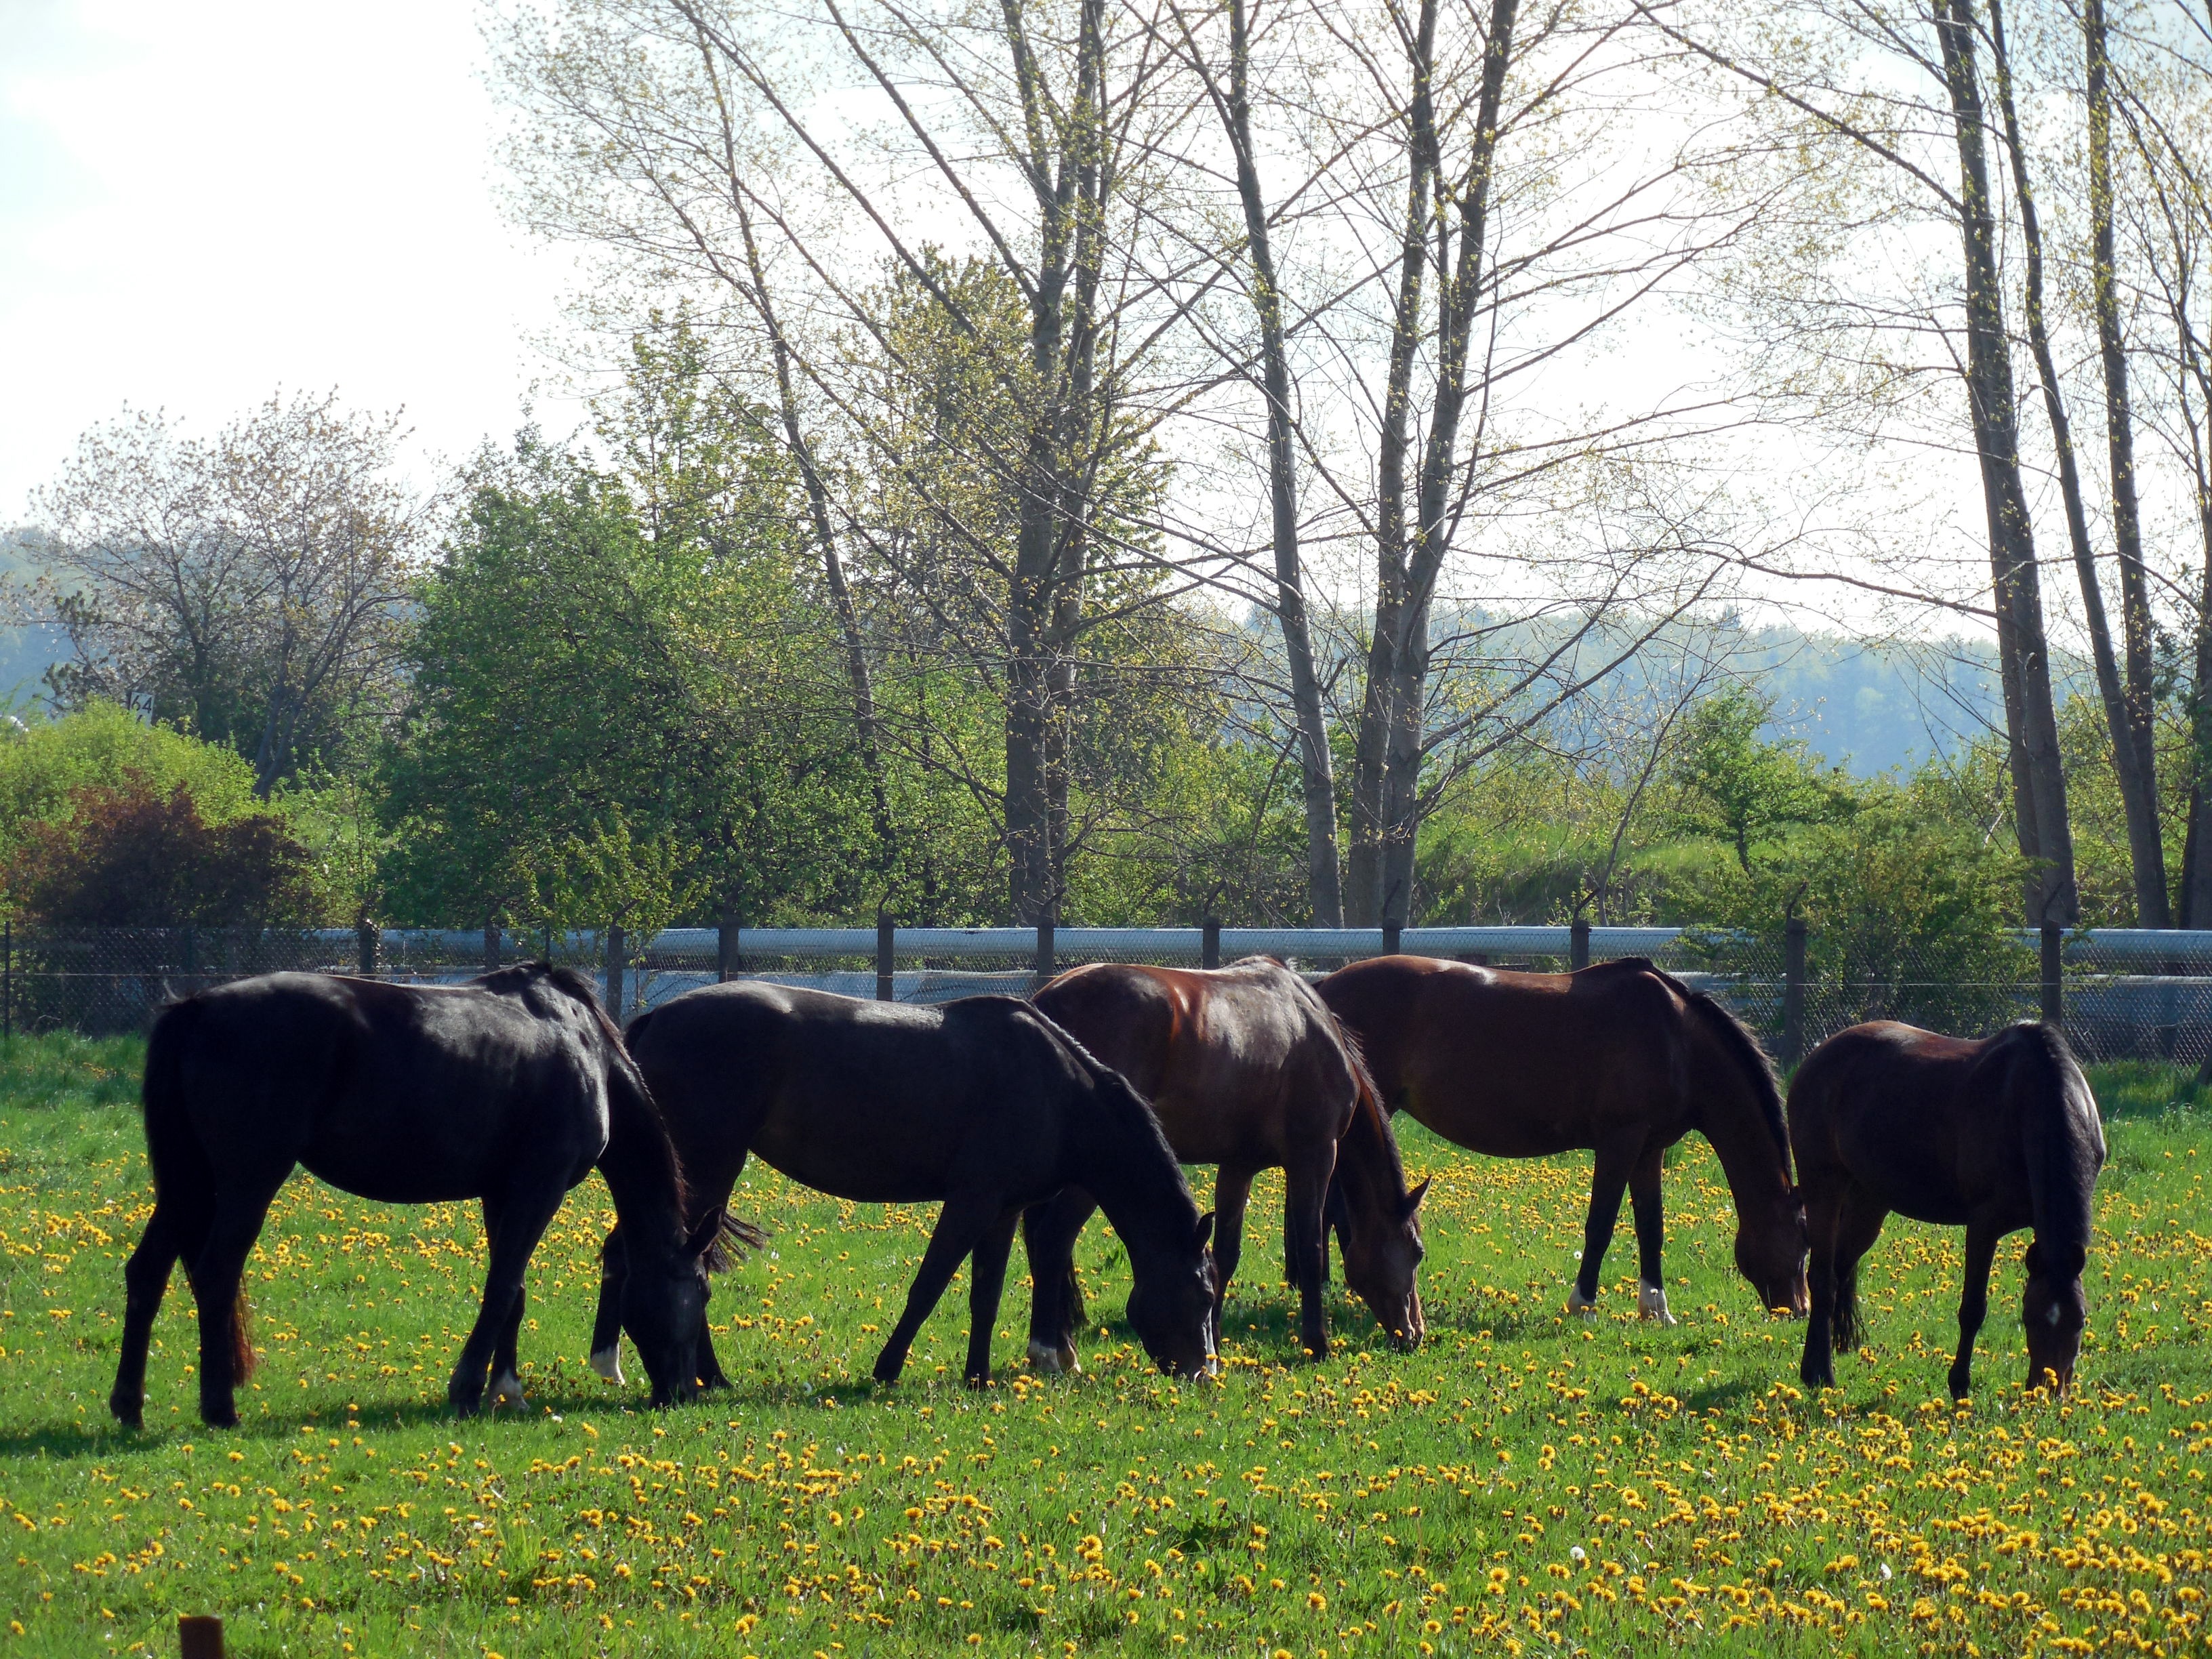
1024, 958, 1428, 1365
1789, 1021, 2104, 1398
1319, 956, 1807, 1320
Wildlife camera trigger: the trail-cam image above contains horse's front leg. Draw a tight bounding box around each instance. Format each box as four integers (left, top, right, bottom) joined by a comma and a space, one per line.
1799, 1185, 1848, 1390
1211, 1166, 1255, 1346
875, 1191, 1002, 1385
589, 1227, 627, 1385
451, 1187, 565, 1417
1286, 1143, 1340, 1359
481, 1197, 529, 1409
1948, 1218, 2001, 1401
1021, 1187, 1098, 1374
964, 1208, 1024, 1387
1629, 1141, 1676, 1324
1570, 1139, 1637, 1314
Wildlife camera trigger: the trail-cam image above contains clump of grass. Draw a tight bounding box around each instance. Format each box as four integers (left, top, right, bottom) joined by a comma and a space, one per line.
2083, 1059, 2208, 1122
0, 1031, 145, 1113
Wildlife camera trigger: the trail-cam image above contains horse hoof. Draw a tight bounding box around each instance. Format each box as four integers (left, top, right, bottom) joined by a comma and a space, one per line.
963, 1373, 991, 1391
109, 1392, 144, 1429
1565, 1288, 1598, 1317
491, 1370, 528, 1409
1638, 1283, 1679, 1325
1057, 1344, 1082, 1375
1026, 1340, 1065, 1375
200, 1405, 239, 1431
588, 1347, 626, 1386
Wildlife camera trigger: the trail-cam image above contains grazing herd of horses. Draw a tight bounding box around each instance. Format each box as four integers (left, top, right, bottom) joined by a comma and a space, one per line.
105, 951, 2106, 1432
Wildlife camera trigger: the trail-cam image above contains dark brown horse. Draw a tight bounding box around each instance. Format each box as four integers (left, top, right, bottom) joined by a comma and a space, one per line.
111, 965, 716, 1429
599, 983, 1220, 1387
1022, 958, 1428, 1367
1319, 955, 1807, 1319
1789, 1020, 2105, 1397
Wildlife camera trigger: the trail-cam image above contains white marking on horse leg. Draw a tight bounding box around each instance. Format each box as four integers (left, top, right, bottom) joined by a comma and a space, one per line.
1027, 1340, 1063, 1374
1059, 1343, 1082, 1376
1639, 1281, 1679, 1325
491, 1370, 527, 1408
1566, 1284, 1598, 1317
588, 1346, 626, 1386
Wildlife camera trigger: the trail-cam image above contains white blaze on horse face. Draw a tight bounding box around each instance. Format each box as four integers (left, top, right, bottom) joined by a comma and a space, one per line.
2047, 1302, 2064, 1326
1639, 1281, 1679, 1326
588, 1345, 626, 1385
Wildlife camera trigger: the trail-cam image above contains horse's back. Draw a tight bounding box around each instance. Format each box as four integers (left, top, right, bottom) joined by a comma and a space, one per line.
633, 981, 1072, 1204
159, 971, 611, 1204
1790, 1021, 2051, 1227
1318, 954, 1694, 1155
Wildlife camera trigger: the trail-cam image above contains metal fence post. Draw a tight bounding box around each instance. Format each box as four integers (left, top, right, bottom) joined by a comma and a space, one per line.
1570, 917, 1591, 971
1035, 916, 1056, 987
605, 924, 626, 1021
483, 922, 501, 975
1202, 917, 1221, 971
356, 918, 378, 979
2041, 922, 2064, 1027
876, 915, 895, 1002
1382, 917, 1402, 957
1782, 916, 1807, 1069
720, 912, 741, 983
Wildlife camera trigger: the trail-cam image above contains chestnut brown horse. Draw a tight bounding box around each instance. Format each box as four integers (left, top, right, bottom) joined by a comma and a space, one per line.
1319, 955, 1807, 1320
1023, 958, 1427, 1366
1789, 1021, 2104, 1398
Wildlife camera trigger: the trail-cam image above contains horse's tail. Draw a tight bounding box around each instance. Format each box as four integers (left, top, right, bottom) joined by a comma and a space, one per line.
142, 998, 255, 1381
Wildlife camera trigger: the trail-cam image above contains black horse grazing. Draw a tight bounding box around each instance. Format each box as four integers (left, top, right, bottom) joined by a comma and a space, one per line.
595, 983, 1220, 1388
110, 964, 718, 1429
1790, 1020, 2106, 1399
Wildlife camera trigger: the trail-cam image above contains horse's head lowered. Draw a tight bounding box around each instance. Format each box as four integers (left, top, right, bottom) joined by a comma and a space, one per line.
620, 1213, 720, 1407
1337, 1175, 1430, 1350
2022, 1238, 2088, 1393
1126, 1211, 1221, 1379
1736, 1185, 1811, 1317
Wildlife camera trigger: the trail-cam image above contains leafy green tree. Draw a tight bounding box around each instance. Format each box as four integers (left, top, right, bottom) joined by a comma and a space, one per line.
1670, 689, 1854, 872
380, 420, 871, 932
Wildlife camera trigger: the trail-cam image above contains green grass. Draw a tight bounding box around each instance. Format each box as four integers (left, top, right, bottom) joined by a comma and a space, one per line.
0, 1033, 2206, 1657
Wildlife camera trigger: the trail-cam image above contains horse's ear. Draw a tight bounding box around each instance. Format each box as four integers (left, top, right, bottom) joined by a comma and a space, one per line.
1195, 1212, 1215, 1252
685, 1213, 723, 1261
1402, 1176, 1433, 1219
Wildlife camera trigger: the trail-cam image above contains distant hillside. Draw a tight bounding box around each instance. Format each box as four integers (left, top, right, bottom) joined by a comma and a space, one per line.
0, 532, 70, 708
1733, 630, 2004, 776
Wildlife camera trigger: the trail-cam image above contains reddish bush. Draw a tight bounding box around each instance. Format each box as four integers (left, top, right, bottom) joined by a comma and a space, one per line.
8, 777, 321, 926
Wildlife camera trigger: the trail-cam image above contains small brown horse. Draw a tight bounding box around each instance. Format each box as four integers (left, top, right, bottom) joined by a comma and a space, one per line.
1319, 955, 1807, 1319
602, 983, 1221, 1387
1023, 958, 1428, 1366
1789, 1021, 2105, 1398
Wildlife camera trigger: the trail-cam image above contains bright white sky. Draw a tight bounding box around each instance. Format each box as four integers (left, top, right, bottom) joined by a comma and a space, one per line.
0, 0, 575, 514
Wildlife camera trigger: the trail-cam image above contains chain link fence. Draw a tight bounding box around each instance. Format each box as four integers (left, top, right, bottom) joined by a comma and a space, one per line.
2, 920, 2206, 1067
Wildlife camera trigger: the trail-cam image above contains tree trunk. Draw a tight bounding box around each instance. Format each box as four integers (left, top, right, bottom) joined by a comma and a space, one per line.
1986, 0, 2163, 923
1216, 0, 1343, 925
2085, 0, 2167, 923
1935, 0, 2076, 924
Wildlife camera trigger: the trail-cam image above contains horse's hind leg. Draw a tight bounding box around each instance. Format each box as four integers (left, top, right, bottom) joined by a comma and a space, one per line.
1947, 1218, 2001, 1401
1629, 1142, 1676, 1324
1570, 1139, 1637, 1314
110, 1205, 191, 1427
451, 1185, 565, 1417
480, 1197, 529, 1409
1021, 1188, 1098, 1374
1286, 1143, 1339, 1359
964, 1208, 1024, 1387
875, 1191, 1003, 1385
1828, 1192, 1887, 1357
189, 1176, 286, 1429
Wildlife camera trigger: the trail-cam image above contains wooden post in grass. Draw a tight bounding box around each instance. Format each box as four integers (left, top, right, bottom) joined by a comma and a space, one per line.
1570, 916, 1591, 971
1202, 917, 1221, 971
876, 914, 895, 1003
1034, 916, 1055, 990
2041, 922, 2064, 1028
605, 924, 626, 1022
1782, 916, 1807, 1069
178, 1614, 225, 1659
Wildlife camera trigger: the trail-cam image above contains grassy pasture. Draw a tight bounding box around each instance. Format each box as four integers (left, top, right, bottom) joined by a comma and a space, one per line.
0, 1032, 2206, 1657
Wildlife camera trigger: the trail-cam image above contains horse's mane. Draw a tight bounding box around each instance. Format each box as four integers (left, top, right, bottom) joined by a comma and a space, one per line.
1023, 1003, 1200, 1214
1628, 959, 1792, 1176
